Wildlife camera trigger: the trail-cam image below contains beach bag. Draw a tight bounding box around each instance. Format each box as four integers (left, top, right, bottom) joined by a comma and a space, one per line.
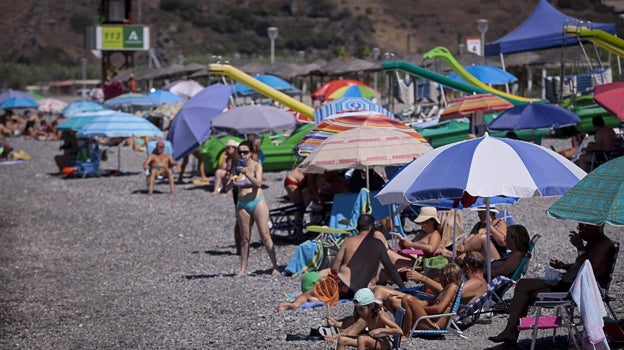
101, 149, 108, 161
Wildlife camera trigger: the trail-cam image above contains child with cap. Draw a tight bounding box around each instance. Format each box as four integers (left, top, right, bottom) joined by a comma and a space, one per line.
324, 288, 402, 350
275, 271, 323, 312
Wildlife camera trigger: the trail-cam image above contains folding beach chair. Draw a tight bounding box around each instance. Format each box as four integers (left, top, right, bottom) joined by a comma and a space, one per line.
453, 276, 515, 330
73, 141, 105, 178
406, 283, 464, 343
144, 140, 175, 190
268, 203, 308, 238
374, 306, 406, 350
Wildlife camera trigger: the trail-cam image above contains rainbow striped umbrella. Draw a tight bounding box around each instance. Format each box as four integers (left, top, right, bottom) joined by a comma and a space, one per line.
296, 113, 429, 157
327, 85, 381, 101
440, 93, 513, 121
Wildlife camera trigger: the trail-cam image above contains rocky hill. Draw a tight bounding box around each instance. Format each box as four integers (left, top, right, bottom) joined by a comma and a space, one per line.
0, 0, 621, 74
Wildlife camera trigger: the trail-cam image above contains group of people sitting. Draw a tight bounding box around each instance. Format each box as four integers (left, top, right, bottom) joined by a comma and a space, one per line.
275, 205, 617, 349
1, 110, 61, 141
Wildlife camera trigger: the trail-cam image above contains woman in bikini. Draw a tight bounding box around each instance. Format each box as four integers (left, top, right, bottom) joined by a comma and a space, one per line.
324, 288, 403, 350
229, 140, 279, 276
400, 262, 463, 335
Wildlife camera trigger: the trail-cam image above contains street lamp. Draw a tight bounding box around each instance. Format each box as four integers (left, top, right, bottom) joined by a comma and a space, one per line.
372, 47, 380, 61
477, 19, 489, 64
267, 26, 279, 64
80, 57, 87, 97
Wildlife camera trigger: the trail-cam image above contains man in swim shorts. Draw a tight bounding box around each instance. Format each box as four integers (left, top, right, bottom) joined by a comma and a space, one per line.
330, 214, 406, 297
143, 140, 180, 195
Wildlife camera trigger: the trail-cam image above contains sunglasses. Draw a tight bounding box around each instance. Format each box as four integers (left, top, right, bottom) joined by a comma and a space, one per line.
238, 150, 250, 155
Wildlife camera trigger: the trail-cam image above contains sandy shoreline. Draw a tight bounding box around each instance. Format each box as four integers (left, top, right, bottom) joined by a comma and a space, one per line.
1, 136, 623, 349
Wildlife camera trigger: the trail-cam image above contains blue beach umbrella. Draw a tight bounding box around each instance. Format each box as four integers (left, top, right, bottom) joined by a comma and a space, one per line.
314, 97, 394, 124
167, 83, 232, 160
548, 156, 624, 226
0, 96, 38, 109
376, 134, 586, 281
57, 110, 116, 131
147, 90, 184, 104
62, 100, 106, 117
449, 64, 518, 85
103, 93, 159, 110
78, 112, 164, 172
233, 74, 300, 96
0, 90, 33, 105
488, 103, 580, 131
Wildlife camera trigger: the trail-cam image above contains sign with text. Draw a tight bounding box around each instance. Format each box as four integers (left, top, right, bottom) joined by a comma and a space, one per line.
95, 26, 150, 51
466, 36, 482, 56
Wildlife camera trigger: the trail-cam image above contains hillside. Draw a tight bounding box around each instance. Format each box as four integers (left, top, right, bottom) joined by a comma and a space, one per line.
0, 0, 621, 81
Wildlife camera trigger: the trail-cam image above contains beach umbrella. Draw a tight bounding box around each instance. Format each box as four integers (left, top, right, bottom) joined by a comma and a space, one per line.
487, 103, 580, 131
103, 93, 160, 110
211, 105, 296, 134
297, 113, 428, 157
233, 74, 301, 96
448, 65, 518, 85
147, 90, 184, 104
440, 93, 513, 121
57, 109, 116, 131
78, 112, 164, 172
163, 80, 204, 99
62, 100, 106, 117
300, 126, 432, 189
0, 90, 33, 105
547, 156, 624, 226
38, 98, 68, 114
0, 96, 38, 109
327, 85, 381, 101
167, 83, 232, 160
375, 134, 586, 281
311, 79, 370, 102
314, 97, 394, 124
593, 82, 624, 122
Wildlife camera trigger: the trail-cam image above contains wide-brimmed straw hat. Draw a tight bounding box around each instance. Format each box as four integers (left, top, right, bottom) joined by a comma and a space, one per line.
414, 206, 440, 224
225, 139, 240, 149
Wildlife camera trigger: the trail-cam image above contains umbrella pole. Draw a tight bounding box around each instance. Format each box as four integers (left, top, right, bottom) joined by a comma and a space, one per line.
452, 208, 457, 259
485, 197, 492, 283
117, 143, 121, 174
365, 165, 370, 190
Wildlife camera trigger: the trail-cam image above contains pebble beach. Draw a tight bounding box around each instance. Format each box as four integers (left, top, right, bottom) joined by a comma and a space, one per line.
2, 136, 624, 349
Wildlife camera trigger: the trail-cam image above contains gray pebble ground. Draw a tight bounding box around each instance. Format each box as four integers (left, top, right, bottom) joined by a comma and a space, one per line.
1, 136, 623, 349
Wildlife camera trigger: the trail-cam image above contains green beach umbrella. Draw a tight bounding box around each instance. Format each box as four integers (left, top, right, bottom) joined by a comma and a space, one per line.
548, 156, 624, 226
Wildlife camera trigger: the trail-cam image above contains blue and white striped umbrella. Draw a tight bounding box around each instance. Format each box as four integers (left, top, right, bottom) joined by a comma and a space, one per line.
376, 134, 586, 205
376, 133, 586, 282
62, 100, 106, 117
77, 112, 163, 138
103, 93, 159, 110
57, 109, 116, 131
314, 97, 393, 124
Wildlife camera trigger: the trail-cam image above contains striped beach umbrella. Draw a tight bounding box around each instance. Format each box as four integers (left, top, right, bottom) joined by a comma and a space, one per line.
440, 93, 513, 121
548, 156, 624, 226
314, 97, 393, 124
297, 113, 428, 157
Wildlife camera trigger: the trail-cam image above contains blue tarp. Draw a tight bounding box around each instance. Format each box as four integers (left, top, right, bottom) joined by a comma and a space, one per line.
484, 0, 616, 56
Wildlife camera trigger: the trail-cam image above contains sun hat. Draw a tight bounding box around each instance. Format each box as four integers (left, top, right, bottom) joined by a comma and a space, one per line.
353, 288, 381, 306
225, 139, 240, 149
474, 206, 499, 214
414, 206, 440, 224
301, 271, 322, 293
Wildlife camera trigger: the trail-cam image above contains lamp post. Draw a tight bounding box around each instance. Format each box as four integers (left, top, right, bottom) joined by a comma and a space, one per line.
267, 26, 279, 64
477, 19, 489, 64
80, 57, 87, 97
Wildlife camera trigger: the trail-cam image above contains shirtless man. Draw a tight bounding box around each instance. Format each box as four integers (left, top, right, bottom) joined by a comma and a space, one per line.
329, 214, 405, 300
143, 140, 180, 195
576, 116, 617, 171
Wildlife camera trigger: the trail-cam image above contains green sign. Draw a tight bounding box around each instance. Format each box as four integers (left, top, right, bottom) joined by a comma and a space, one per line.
95, 26, 150, 51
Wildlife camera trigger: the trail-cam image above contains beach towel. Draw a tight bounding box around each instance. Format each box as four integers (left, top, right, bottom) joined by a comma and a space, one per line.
285, 240, 322, 276
570, 260, 610, 349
